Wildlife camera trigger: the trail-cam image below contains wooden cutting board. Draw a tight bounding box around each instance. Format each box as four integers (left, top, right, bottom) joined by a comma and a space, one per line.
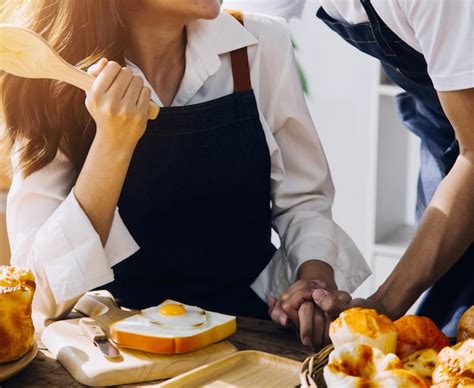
41, 292, 237, 386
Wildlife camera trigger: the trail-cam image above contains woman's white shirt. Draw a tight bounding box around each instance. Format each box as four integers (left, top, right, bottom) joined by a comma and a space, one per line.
7, 11, 370, 321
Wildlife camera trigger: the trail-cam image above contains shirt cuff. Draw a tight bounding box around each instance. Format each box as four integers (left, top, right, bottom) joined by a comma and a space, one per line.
251, 224, 371, 303
39, 191, 115, 303
104, 208, 140, 267
286, 233, 338, 276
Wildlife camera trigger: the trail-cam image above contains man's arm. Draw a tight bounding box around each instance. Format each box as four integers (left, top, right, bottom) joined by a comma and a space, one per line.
314, 88, 474, 320
370, 88, 474, 318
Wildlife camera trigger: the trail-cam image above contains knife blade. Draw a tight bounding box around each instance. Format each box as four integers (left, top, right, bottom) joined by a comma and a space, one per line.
79, 317, 121, 359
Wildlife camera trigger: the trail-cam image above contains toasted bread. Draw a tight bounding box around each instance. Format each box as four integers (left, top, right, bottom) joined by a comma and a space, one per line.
109, 300, 236, 354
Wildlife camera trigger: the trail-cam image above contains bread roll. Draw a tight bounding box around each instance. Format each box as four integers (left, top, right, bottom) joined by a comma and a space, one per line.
0, 266, 36, 363
402, 348, 438, 386
432, 339, 474, 387
323, 343, 427, 388
329, 308, 398, 354
458, 306, 474, 343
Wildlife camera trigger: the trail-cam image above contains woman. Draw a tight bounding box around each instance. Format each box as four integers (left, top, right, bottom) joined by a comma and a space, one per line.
1, 0, 369, 347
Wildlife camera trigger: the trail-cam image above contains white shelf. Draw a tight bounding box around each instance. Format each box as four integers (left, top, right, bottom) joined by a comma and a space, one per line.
374, 224, 415, 258
378, 84, 404, 97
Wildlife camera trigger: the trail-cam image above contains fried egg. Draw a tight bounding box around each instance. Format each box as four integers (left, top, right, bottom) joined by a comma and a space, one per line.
141, 301, 207, 330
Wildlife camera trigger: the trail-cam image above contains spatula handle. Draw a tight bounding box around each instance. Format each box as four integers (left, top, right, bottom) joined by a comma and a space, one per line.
59, 62, 160, 120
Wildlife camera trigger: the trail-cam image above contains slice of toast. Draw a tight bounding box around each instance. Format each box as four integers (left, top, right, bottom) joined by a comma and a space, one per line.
109, 300, 237, 354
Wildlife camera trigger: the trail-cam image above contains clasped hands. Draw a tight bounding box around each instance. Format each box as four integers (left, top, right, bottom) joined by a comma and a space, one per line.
268, 260, 379, 350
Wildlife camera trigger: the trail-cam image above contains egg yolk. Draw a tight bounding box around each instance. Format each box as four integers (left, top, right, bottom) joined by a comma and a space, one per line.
160, 303, 186, 316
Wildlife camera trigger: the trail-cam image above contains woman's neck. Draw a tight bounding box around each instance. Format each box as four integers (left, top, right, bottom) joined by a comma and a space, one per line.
123, 10, 187, 106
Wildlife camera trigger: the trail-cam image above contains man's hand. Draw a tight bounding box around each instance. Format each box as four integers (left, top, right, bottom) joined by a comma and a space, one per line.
312, 289, 389, 320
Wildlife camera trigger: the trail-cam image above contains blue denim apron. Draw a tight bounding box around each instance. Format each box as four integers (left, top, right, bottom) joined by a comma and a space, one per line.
105, 15, 275, 319
317, 0, 473, 336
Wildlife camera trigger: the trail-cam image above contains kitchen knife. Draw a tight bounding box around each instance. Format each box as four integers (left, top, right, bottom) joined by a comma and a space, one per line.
79, 317, 121, 359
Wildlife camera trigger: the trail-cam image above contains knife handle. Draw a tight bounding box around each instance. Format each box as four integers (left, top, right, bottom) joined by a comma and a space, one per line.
79, 317, 107, 341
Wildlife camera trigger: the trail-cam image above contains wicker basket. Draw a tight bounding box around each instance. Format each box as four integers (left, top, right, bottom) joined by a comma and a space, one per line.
299, 344, 333, 388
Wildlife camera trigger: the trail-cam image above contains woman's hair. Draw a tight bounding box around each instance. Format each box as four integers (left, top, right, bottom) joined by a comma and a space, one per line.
0, 0, 127, 177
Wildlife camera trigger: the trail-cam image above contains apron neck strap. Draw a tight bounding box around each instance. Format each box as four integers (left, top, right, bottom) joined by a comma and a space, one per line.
225, 9, 252, 92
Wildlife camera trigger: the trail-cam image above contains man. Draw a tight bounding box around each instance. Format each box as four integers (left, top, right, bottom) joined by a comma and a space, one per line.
224, 0, 474, 342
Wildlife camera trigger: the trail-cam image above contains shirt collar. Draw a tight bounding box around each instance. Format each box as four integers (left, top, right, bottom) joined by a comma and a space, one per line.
186, 11, 258, 76
126, 11, 258, 107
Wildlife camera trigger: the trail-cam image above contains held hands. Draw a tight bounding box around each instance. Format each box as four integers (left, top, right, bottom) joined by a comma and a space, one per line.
85, 58, 152, 152
269, 280, 342, 349
268, 260, 351, 349
269, 279, 387, 350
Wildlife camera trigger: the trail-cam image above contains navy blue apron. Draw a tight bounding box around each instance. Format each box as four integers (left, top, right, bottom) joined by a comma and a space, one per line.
105, 13, 275, 319
317, 0, 473, 336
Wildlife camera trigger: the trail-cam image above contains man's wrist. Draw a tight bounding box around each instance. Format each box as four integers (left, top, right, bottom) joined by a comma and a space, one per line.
369, 278, 425, 320
297, 259, 337, 290
368, 289, 394, 319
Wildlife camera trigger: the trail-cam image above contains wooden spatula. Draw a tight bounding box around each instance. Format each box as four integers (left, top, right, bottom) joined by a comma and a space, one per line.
0, 24, 159, 119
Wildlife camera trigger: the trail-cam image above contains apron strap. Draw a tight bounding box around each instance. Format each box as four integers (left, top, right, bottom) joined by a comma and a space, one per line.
225, 9, 252, 92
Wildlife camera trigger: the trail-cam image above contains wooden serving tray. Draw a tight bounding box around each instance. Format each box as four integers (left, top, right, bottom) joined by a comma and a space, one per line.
159, 350, 302, 387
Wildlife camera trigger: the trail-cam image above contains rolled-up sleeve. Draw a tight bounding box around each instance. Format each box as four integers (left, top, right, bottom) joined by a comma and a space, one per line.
251, 20, 370, 301
7, 149, 139, 320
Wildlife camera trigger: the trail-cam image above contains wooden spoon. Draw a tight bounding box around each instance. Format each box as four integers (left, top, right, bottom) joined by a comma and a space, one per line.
0, 24, 160, 119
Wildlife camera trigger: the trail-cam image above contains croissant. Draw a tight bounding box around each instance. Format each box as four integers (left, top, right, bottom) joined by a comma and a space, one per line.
394, 315, 450, 359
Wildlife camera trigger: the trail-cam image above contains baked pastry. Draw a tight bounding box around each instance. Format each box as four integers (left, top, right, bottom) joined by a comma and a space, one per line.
323, 343, 427, 387
402, 348, 438, 385
329, 307, 398, 354
431, 377, 474, 387
458, 306, 474, 343
0, 266, 36, 363
432, 339, 474, 387
394, 315, 450, 359
110, 300, 236, 354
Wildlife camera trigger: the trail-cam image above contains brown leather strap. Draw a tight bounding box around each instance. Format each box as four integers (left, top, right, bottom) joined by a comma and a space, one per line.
225, 10, 252, 92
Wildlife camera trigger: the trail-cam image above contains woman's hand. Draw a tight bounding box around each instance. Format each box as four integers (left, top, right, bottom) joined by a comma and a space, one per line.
268, 280, 329, 349
269, 260, 348, 349
72, 59, 152, 245
85, 58, 152, 152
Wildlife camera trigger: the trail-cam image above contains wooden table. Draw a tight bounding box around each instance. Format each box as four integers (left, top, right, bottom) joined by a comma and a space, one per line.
3, 317, 312, 387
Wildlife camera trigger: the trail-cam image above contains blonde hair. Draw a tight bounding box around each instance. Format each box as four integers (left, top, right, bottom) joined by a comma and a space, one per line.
0, 0, 127, 176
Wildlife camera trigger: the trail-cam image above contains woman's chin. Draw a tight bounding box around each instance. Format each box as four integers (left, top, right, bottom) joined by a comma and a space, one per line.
200, 6, 221, 20
194, 0, 221, 20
